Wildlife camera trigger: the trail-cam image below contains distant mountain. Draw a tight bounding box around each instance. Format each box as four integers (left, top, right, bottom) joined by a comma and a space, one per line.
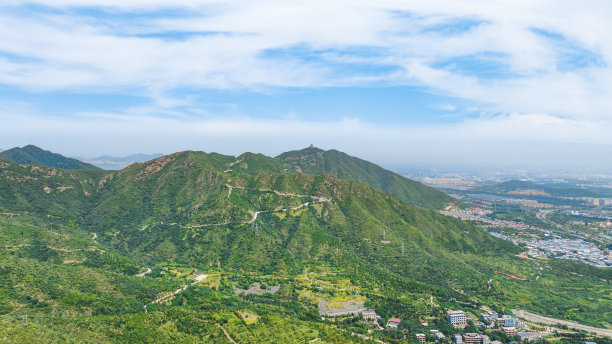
83, 153, 164, 170
0, 145, 99, 170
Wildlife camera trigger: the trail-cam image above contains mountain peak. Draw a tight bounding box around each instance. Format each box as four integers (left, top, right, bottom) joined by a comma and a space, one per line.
275, 146, 324, 160
275, 147, 455, 209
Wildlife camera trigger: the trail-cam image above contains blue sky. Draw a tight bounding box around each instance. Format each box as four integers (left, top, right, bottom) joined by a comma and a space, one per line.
1, 1, 612, 169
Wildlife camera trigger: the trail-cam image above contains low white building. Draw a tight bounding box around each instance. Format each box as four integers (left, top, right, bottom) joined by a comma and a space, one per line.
362, 309, 377, 322
447, 310, 467, 327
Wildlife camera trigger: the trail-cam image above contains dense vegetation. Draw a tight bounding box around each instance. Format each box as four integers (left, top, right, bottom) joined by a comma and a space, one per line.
0, 150, 610, 342
276, 147, 457, 209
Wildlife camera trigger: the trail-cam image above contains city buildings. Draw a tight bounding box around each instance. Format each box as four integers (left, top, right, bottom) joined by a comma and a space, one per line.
526, 239, 610, 267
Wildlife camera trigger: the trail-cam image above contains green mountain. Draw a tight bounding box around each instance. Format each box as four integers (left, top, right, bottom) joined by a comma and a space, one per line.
276, 147, 455, 209
0, 145, 452, 209
230, 147, 456, 209
0, 145, 100, 170
0, 151, 610, 342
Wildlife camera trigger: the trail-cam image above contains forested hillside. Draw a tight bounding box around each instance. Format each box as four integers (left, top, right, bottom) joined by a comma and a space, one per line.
0, 151, 610, 342
276, 147, 455, 209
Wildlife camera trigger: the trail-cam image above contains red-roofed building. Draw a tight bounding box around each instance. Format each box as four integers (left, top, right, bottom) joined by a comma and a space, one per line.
387, 317, 402, 328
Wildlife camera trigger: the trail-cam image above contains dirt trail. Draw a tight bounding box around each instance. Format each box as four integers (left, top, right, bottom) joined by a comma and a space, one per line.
136, 268, 152, 277
217, 324, 237, 343
152, 274, 209, 304
495, 271, 527, 281
145, 185, 332, 230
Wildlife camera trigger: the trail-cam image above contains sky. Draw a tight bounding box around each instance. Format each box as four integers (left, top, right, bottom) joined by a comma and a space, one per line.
1, 1, 612, 169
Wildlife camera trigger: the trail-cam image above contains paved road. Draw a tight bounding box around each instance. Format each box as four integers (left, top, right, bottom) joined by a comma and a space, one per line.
536, 209, 555, 223
513, 309, 612, 337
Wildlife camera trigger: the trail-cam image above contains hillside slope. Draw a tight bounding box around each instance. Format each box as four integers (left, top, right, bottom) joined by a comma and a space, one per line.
0, 152, 609, 332
276, 147, 455, 209
0, 145, 100, 170
230, 147, 456, 209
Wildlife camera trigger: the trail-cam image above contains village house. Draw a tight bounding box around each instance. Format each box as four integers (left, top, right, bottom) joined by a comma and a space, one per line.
502, 326, 518, 336
430, 330, 446, 342
387, 317, 401, 328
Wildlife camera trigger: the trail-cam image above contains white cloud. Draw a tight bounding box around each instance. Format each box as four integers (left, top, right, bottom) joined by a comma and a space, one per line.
1, 2, 611, 93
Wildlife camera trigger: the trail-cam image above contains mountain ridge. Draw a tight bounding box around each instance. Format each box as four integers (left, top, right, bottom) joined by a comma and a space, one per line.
0, 145, 454, 209
0, 147, 609, 342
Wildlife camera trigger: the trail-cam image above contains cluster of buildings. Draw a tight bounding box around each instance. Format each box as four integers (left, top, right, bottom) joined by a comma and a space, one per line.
361, 309, 402, 330
440, 208, 548, 233
439, 208, 492, 222
360, 307, 557, 343
453, 333, 491, 344
414, 331, 448, 343
526, 238, 612, 267
420, 178, 479, 190
467, 194, 553, 209
446, 310, 525, 342
480, 312, 523, 333
566, 197, 612, 206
